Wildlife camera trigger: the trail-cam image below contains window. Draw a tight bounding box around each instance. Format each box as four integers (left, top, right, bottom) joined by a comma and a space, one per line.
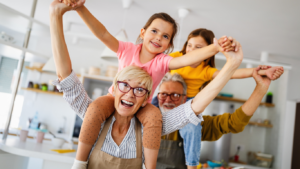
0, 56, 29, 129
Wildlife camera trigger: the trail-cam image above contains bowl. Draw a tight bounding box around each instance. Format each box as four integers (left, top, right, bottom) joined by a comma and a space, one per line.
52, 138, 65, 148
207, 161, 222, 168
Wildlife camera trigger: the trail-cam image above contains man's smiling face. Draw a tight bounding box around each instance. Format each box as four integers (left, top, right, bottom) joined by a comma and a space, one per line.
158, 81, 186, 114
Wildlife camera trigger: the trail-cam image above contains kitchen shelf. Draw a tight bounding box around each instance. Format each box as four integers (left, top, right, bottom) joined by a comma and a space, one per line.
214, 96, 275, 107
248, 122, 273, 128
82, 74, 114, 83
21, 88, 63, 96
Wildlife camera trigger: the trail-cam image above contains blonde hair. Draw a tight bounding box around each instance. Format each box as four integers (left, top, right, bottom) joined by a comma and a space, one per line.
113, 66, 153, 99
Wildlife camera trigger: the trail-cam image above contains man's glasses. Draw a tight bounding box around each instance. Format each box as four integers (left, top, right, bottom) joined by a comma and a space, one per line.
117, 81, 149, 97
157, 92, 186, 101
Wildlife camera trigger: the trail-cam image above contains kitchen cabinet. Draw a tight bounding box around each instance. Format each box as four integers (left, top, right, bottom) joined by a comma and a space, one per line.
72, 74, 114, 138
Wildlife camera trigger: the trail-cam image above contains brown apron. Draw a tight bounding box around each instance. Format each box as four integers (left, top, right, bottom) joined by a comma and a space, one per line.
156, 131, 187, 169
88, 116, 143, 169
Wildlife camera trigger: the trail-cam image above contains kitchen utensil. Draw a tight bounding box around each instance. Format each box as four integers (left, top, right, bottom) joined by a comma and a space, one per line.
19, 130, 29, 142
49, 131, 56, 138
207, 161, 222, 168
88, 66, 101, 75
51, 149, 76, 153
106, 66, 118, 77
28, 81, 33, 88
92, 88, 103, 100
36, 131, 45, 143
219, 93, 233, 98
52, 137, 65, 148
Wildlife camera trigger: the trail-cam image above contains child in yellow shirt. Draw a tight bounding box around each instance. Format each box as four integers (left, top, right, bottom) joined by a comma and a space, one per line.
152, 28, 284, 169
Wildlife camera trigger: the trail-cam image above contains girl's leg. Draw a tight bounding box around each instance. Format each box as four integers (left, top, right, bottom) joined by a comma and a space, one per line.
179, 123, 202, 168
76, 95, 115, 161
136, 103, 162, 168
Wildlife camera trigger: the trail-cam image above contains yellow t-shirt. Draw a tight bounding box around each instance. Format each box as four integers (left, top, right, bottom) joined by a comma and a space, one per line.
169, 51, 218, 98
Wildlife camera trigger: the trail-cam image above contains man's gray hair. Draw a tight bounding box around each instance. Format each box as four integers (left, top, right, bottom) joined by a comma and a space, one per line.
159, 72, 187, 94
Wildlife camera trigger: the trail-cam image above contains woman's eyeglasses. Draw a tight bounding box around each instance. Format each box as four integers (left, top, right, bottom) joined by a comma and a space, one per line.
117, 81, 149, 97
157, 93, 186, 101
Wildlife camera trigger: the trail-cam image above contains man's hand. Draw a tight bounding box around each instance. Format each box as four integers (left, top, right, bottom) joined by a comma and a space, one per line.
265, 66, 284, 80
253, 66, 271, 93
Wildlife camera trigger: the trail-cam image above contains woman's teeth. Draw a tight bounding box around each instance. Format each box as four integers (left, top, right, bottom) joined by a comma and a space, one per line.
121, 100, 134, 107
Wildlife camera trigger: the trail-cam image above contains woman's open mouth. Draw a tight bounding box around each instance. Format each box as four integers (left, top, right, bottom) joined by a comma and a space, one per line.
121, 100, 134, 107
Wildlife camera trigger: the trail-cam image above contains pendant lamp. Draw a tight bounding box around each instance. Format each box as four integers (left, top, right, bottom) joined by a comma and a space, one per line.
175, 8, 189, 51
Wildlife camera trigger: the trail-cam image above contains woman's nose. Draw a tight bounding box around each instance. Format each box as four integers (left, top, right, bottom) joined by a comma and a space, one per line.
125, 88, 135, 97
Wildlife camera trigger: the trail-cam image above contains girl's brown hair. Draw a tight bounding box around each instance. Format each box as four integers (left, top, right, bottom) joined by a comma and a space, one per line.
180, 28, 216, 90
136, 13, 178, 54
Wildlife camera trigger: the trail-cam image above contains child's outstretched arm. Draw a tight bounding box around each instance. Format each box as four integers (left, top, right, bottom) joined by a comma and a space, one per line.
75, 6, 119, 52
212, 66, 284, 80
168, 37, 240, 70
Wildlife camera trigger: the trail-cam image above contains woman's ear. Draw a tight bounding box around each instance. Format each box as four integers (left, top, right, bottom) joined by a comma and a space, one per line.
140, 28, 146, 40
142, 99, 147, 107
112, 85, 116, 96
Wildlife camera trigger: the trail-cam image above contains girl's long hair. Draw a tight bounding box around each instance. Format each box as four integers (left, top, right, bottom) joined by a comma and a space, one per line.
180, 28, 216, 90
136, 13, 178, 54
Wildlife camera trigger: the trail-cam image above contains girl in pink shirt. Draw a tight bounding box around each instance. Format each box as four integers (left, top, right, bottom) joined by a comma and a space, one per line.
58, 0, 240, 167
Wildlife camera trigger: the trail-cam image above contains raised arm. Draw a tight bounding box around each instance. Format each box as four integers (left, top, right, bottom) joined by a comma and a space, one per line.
75, 6, 119, 52
168, 36, 240, 70
49, 1, 73, 80
201, 66, 273, 141
191, 42, 243, 115
168, 44, 218, 70
50, 1, 93, 118
212, 66, 284, 80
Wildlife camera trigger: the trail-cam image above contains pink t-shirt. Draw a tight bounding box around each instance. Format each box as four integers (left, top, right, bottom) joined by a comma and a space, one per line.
109, 41, 173, 102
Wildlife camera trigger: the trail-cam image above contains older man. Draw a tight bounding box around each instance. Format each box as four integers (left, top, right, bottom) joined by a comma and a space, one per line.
154, 67, 274, 169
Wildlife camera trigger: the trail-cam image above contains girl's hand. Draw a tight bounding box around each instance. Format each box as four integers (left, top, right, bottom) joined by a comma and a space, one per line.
218, 36, 235, 52
218, 36, 241, 52
59, 0, 85, 10
253, 66, 271, 93
214, 38, 243, 68
50, 0, 73, 15
264, 66, 284, 80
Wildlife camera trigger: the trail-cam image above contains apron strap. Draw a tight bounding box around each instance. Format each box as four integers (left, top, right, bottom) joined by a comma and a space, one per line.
94, 115, 114, 150
135, 117, 142, 158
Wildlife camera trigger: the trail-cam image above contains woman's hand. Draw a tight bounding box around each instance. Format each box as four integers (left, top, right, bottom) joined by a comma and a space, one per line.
59, 0, 86, 10
50, 0, 73, 16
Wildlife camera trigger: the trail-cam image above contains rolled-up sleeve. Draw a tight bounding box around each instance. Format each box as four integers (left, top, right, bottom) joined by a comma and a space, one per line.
53, 71, 92, 119
161, 99, 204, 136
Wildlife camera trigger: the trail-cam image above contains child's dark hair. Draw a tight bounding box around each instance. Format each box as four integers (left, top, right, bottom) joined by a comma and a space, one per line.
180, 28, 216, 90
136, 13, 178, 54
